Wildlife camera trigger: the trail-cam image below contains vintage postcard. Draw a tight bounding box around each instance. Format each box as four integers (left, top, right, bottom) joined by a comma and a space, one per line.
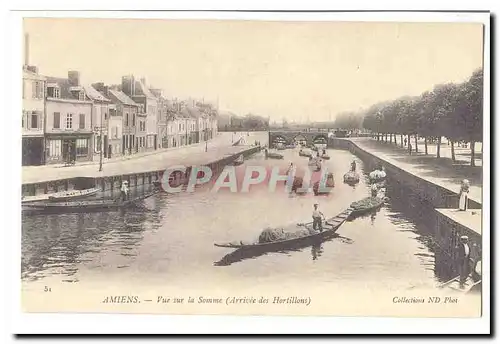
12, 10, 490, 334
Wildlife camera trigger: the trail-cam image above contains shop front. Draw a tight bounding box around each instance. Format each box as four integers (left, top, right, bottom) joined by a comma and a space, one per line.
45, 134, 93, 164
22, 137, 45, 166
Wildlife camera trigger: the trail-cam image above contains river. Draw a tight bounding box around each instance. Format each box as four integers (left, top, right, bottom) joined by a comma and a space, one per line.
21, 142, 455, 293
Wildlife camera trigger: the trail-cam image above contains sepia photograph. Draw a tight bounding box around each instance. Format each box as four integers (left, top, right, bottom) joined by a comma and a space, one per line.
9, 9, 490, 334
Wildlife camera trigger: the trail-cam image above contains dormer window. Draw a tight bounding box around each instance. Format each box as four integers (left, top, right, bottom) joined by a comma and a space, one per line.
47, 85, 61, 98
53, 87, 60, 98
78, 91, 85, 101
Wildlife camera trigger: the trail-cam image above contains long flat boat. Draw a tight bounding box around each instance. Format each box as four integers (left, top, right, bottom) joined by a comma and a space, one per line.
47, 187, 100, 202
22, 190, 159, 214
214, 208, 352, 250
438, 275, 481, 294
348, 196, 385, 219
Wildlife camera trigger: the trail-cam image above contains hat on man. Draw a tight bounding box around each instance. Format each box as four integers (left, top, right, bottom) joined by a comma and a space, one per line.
460, 235, 469, 241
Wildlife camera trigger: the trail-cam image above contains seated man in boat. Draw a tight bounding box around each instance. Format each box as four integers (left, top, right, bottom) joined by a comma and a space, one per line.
312, 203, 324, 232
371, 184, 379, 198
120, 181, 129, 202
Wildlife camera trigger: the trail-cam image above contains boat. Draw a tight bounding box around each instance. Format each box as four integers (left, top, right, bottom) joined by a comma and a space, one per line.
348, 195, 385, 218
298, 149, 312, 157
285, 144, 296, 149
214, 208, 353, 250
233, 154, 244, 166
47, 187, 100, 202
313, 173, 335, 195
369, 169, 387, 182
343, 171, 360, 185
308, 158, 321, 171
438, 275, 481, 294
22, 190, 159, 214
264, 150, 284, 160
321, 154, 330, 160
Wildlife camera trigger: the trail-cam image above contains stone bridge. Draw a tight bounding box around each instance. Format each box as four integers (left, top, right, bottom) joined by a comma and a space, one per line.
268, 130, 332, 147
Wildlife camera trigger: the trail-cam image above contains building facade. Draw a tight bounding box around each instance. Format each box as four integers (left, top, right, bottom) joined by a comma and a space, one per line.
44, 72, 94, 164
122, 76, 158, 152
108, 89, 139, 155
22, 66, 46, 166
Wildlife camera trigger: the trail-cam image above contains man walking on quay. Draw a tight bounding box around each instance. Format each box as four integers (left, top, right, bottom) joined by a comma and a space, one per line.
457, 235, 471, 288
312, 203, 324, 232
408, 143, 412, 155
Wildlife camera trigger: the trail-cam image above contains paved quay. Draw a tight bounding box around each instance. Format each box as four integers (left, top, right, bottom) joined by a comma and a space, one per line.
435, 209, 482, 236
349, 137, 483, 206
22, 132, 267, 185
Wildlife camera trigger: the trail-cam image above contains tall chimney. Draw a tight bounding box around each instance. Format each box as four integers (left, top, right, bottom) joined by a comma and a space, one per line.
24, 33, 29, 66
68, 71, 80, 86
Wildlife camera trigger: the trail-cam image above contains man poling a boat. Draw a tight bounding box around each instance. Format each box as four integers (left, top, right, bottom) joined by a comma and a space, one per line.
120, 181, 129, 202
351, 160, 357, 172
312, 203, 325, 232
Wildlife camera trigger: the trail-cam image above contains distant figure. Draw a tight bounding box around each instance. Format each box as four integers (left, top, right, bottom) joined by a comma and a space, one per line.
317, 152, 320, 158
351, 160, 357, 172
322, 149, 326, 156
312, 203, 324, 232
409, 143, 412, 155
371, 184, 378, 197
459, 179, 470, 211
456, 235, 471, 288
404, 137, 408, 146
287, 163, 295, 175
205, 141, 208, 152
120, 181, 129, 202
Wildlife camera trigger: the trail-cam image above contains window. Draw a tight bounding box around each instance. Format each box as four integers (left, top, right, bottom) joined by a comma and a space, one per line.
114, 126, 118, 139
125, 113, 129, 127
48, 139, 62, 157
22, 81, 25, 99
53, 112, 60, 129
79, 91, 85, 101
104, 112, 108, 120
75, 138, 88, 156
66, 113, 73, 129
22, 113, 25, 129
53, 87, 60, 99
31, 113, 38, 129
132, 114, 136, 127
79, 114, 85, 129
33, 81, 43, 99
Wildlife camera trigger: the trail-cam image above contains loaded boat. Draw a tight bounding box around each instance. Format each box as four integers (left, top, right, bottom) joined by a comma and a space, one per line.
313, 173, 335, 195
348, 195, 386, 219
298, 149, 312, 157
369, 169, 387, 182
214, 208, 352, 250
343, 171, 360, 185
233, 154, 244, 166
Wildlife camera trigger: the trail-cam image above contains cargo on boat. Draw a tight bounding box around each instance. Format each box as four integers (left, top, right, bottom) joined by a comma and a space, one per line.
214, 208, 352, 250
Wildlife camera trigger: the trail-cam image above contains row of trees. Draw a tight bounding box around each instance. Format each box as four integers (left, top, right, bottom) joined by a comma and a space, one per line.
362, 69, 483, 166
333, 111, 364, 130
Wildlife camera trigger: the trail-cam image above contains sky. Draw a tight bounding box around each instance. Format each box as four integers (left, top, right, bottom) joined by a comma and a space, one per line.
23, 18, 484, 122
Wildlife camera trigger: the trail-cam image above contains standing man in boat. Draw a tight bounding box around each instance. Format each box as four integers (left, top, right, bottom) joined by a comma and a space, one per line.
120, 180, 129, 202
312, 203, 324, 232
457, 235, 471, 288
351, 159, 357, 172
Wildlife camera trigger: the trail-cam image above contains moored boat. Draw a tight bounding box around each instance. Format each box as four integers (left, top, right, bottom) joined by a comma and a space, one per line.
321, 154, 330, 160
214, 208, 352, 250
47, 187, 100, 202
22, 190, 159, 214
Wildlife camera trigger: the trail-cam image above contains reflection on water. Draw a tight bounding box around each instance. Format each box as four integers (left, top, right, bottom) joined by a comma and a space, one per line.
22, 147, 454, 290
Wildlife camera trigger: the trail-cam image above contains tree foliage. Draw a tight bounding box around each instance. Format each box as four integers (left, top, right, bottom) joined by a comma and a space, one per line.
361, 68, 483, 165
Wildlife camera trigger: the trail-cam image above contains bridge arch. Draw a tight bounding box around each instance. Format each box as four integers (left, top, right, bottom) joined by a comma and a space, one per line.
271, 135, 289, 147
312, 134, 328, 145
292, 134, 308, 146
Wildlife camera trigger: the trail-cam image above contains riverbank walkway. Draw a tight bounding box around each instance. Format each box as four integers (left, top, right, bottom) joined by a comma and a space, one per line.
22, 132, 267, 185
350, 137, 483, 206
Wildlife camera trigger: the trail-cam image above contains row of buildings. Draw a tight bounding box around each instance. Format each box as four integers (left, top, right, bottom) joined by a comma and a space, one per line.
22, 35, 218, 166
